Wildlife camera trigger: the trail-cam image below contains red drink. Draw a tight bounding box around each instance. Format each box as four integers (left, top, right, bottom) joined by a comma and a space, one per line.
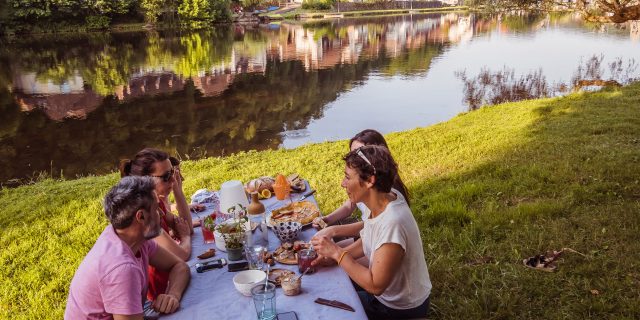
298, 249, 317, 273
202, 213, 216, 244
202, 226, 215, 244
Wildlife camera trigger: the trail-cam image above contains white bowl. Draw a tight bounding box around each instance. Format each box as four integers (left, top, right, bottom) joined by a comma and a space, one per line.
233, 270, 267, 296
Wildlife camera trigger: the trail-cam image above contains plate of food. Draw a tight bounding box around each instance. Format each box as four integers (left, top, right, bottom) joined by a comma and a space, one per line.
268, 268, 296, 287
268, 201, 321, 227
272, 241, 312, 265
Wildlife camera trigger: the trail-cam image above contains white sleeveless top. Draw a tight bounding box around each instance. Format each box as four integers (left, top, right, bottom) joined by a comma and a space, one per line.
356, 202, 369, 221
359, 189, 432, 309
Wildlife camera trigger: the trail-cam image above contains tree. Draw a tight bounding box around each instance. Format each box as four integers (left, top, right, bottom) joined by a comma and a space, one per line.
468, 0, 640, 23
178, 0, 211, 21
141, 0, 164, 23
581, 0, 640, 23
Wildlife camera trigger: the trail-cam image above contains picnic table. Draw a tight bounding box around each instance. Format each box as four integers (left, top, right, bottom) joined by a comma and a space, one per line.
161, 186, 367, 320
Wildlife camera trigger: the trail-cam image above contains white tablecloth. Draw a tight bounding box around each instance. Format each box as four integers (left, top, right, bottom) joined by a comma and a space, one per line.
161, 190, 367, 320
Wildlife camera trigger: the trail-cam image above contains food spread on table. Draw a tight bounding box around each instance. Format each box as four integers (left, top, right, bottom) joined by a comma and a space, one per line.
245, 174, 307, 199
268, 268, 296, 286
287, 173, 306, 193
269, 201, 320, 226
197, 248, 216, 259
272, 241, 312, 265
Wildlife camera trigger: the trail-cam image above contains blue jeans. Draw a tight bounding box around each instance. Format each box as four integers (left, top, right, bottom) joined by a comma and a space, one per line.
357, 290, 430, 320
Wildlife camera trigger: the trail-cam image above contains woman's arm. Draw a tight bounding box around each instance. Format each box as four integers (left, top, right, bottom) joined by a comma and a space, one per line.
153, 229, 192, 261
171, 167, 193, 232
341, 243, 403, 295
323, 200, 357, 225
315, 221, 364, 239
312, 236, 403, 296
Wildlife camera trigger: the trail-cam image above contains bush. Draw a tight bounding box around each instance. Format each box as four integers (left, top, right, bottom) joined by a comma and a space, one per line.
85, 15, 111, 29
302, 0, 333, 10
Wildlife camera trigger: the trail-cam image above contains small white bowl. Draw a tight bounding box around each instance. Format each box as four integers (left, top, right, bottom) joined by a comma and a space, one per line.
233, 270, 267, 296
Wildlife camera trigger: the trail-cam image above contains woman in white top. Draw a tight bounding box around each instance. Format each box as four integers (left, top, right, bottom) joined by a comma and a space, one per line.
311, 145, 431, 319
313, 129, 411, 240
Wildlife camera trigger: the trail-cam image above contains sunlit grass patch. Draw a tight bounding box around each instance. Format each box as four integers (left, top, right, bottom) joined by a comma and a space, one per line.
1, 83, 639, 319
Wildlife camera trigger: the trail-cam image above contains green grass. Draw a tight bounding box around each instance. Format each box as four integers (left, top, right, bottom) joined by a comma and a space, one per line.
2, 83, 640, 319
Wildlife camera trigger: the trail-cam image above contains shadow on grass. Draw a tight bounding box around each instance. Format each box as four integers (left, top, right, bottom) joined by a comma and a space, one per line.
406, 83, 640, 318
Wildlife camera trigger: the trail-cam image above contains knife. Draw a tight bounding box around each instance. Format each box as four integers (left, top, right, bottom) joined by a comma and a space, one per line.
298, 189, 316, 201
314, 298, 355, 312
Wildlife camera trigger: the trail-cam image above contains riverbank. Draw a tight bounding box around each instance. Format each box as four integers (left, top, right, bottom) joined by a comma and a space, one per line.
261, 6, 468, 20
1, 82, 639, 318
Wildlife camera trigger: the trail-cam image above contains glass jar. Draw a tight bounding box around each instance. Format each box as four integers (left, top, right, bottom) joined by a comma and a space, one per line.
298, 249, 317, 274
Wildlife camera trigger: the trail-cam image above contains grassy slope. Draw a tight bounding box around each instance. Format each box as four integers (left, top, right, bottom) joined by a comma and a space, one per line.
1, 83, 639, 319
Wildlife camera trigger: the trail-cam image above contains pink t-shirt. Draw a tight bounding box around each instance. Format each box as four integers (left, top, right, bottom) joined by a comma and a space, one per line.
65, 225, 158, 319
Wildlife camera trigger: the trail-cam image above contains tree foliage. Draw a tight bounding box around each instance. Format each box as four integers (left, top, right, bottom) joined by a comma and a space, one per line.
1, 0, 231, 31
467, 0, 640, 23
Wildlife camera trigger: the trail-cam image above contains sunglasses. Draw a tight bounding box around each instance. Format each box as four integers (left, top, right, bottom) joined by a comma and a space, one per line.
356, 148, 376, 175
151, 167, 175, 182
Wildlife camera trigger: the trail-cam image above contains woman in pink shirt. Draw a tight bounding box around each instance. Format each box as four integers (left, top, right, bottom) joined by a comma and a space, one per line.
120, 148, 195, 300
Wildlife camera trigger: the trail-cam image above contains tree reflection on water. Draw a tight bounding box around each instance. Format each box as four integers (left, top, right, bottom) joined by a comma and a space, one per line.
0, 15, 456, 185
456, 55, 639, 111
1, 13, 632, 186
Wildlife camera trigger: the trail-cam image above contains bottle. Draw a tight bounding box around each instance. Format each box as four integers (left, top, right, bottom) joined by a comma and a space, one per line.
247, 192, 268, 247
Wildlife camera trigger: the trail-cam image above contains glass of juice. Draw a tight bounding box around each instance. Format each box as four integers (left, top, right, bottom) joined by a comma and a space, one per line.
202, 213, 216, 244
298, 249, 317, 274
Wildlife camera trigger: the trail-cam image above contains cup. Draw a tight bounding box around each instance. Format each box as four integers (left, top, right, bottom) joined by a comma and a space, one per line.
251, 283, 276, 320
273, 183, 290, 201
298, 249, 317, 274
201, 213, 216, 244
281, 275, 301, 296
246, 245, 266, 270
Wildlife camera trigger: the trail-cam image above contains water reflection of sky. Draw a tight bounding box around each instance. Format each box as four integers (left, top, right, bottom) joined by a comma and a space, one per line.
283, 19, 640, 148
1, 13, 639, 185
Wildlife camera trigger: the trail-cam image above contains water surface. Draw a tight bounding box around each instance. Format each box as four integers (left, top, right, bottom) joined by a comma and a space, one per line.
0, 13, 638, 185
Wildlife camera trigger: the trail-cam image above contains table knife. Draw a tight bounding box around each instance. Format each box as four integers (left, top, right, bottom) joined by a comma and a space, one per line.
314, 298, 355, 312
298, 189, 316, 201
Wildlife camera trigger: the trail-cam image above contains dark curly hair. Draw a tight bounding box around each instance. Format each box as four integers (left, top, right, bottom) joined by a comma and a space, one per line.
343, 145, 410, 205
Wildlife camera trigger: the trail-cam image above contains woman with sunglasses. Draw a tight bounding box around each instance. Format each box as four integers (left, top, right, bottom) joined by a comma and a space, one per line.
120, 148, 193, 301
311, 145, 431, 319
313, 129, 410, 241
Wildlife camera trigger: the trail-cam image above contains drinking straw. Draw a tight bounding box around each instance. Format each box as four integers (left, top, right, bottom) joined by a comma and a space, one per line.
260, 264, 270, 318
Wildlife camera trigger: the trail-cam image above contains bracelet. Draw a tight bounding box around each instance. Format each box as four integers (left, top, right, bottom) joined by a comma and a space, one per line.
337, 251, 348, 265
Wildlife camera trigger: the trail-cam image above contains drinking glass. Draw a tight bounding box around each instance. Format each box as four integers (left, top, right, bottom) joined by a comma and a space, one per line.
298, 249, 317, 274
201, 213, 216, 244
251, 283, 276, 320
246, 245, 266, 270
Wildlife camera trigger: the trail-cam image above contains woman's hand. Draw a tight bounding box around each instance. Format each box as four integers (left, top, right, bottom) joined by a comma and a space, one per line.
172, 166, 183, 192
311, 235, 341, 262
174, 216, 191, 239
314, 225, 336, 239
311, 217, 329, 230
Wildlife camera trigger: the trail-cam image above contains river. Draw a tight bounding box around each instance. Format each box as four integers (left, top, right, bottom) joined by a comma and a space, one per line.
0, 12, 638, 185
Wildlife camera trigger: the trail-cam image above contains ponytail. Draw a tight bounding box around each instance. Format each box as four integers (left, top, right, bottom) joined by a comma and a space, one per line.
392, 176, 410, 207
119, 159, 133, 177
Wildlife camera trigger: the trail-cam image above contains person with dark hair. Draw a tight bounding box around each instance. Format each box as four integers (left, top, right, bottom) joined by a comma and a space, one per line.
65, 176, 190, 319
119, 148, 194, 301
311, 145, 431, 320
313, 129, 410, 241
